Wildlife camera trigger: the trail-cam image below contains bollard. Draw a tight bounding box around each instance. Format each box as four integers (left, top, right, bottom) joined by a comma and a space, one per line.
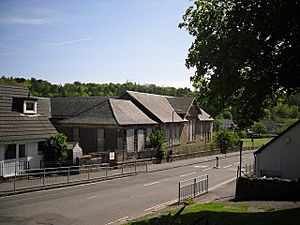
215, 156, 219, 168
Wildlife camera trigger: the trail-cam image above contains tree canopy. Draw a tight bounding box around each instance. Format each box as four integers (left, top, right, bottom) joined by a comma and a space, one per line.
180, 0, 300, 127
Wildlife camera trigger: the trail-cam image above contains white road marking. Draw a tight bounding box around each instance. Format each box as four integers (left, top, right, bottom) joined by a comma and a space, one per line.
105, 216, 129, 225
163, 178, 170, 182
179, 172, 196, 177
234, 162, 240, 165
144, 181, 159, 187
202, 167, 212, 172
191, 165, 208, 168
87, 195, 99, 199
223, 165, 232, 168
144, 199, 177, 212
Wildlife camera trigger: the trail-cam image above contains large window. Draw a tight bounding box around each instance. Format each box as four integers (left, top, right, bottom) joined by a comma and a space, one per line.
200, 124, 204, 141
188, 119, 196, 142
5, 144, 16, 160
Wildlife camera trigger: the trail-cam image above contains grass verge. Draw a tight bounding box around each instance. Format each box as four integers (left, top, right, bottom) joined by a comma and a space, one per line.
125, 202, 300, 225
241, 138, 273, 148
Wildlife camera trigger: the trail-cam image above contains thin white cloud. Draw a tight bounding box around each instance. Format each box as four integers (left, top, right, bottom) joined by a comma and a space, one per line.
51, 38, 93, 46
0, 16, 54, 25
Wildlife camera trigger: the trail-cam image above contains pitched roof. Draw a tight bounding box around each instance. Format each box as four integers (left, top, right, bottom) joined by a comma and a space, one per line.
123, 91, 184, 123
60, 98, 157, 126
0, 84, 57, 143
50, 96, 111, 119
198, 108, 214, 121
167, 97, 194, 115
254, 119, 300, 155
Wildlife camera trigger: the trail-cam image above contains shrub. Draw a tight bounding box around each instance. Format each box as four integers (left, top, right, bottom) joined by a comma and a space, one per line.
213, 131, 240, 150
147, 131, 167, 160
45, 133, 68, 162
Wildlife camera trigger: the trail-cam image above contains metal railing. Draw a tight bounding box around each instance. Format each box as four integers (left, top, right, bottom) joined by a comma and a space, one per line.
178, 174, 208, 203
237, 163, 255, 177
0, 161, 147, 193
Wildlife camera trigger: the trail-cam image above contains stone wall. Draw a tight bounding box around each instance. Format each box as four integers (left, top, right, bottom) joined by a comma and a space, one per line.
235, 176, 300, 201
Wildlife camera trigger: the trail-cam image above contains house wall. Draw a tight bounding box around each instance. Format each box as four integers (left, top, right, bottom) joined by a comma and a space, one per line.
0, 142, 42, 169
255, 123, 300, 179
162, 120, 213, 155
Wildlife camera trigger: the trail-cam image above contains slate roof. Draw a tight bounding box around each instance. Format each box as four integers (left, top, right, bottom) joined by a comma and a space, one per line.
50, 96, 112, 119
0, 84, 57, 143
198, 108, 214, 121
254, 119, 300, 155
60, 98, 157, 126
123, 91, 184, 123
167, 97, 194, 115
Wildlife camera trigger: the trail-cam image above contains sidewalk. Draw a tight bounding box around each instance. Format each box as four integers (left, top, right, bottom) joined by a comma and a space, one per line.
147, 149, 255, 173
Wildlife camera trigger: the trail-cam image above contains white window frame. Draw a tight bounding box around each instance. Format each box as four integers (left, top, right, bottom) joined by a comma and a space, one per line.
23, 100, 37, 114
200, 124, 204, 141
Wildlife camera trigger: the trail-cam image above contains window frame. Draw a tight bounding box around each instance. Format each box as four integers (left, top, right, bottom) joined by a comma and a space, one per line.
23, 100, 37, 114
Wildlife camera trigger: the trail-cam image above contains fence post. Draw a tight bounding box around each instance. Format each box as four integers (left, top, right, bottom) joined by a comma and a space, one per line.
88, 165, 90, 180
14, 162, 16, 191
67, 167, 70, 183
135, 161, 137, 174
237, 166, 240, 177
206, 174, 208, 192
193, 178, 196, 197
106, 166, 108, 178
43, 168, 46, 187
122, 162, 124, 174
178, 182, 181, 203
145, 161, 148, 173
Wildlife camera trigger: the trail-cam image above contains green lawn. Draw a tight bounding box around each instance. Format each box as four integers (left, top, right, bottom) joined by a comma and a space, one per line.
126, 202, 300, 225
241, 137, 273, 148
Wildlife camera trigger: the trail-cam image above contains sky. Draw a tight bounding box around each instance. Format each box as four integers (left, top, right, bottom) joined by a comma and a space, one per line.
0, 0, 195, 88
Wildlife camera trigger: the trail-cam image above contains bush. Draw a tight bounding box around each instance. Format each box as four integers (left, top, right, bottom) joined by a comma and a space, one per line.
252, 122, 267, 135
212, 131, 240, 151
147, 131, 167, 160
45, 133, 68, 163
237, 130, 247, 139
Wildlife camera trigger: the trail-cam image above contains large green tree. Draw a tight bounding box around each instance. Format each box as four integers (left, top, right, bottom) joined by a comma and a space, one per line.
180, 0, 300, 127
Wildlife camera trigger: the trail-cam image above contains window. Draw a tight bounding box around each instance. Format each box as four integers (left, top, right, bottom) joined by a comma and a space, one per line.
38, 141, 47, 155
5, 144, 16, 160
188, 119, 196, 142
200, 124, 204, 141
19, 144, 26, 158
23, 100, 37, 114
174, 123, 180, 145
126, 129, 134, 153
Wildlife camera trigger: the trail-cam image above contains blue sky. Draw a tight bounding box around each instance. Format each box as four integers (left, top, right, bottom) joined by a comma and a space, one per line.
0, 0, 195, 88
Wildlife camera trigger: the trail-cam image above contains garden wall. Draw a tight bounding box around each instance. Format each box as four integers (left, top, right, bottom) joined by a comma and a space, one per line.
235, 176, 300, 201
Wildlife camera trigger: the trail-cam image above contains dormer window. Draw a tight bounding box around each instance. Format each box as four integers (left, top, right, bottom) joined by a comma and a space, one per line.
24, 100, 37, 114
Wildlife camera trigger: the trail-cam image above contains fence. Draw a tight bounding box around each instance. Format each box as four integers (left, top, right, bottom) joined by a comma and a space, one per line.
178, 175, 208, 203
0, 161, 147, 193
0, 159, 29, 177
237, 162, 255, 177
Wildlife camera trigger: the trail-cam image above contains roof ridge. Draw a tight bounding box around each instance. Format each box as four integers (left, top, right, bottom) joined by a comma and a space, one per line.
126, 90, 173, 98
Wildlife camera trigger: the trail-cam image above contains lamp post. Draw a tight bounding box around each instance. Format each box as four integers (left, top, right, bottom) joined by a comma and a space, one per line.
239, 140, 243, 177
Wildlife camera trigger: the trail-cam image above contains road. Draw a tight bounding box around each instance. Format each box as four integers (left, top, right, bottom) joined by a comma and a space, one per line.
0, 152, 254, 225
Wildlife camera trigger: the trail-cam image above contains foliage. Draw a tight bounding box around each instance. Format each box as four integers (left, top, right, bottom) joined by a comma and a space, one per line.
45, 133, 68, 162
237, 130, 247, 139
179, 0, 300, 128
0, 76, 193, 98
212, 131, 240, 149
147, 131, 167, 159
252, 122, 267, 135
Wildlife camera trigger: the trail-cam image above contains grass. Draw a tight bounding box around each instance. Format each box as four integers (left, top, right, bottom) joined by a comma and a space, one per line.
125, 202, 300, 225
241, 137, 273, 148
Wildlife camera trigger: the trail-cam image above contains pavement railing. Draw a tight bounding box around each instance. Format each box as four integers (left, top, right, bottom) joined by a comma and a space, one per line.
178, 174, 208, 203
0, 161, 147, 194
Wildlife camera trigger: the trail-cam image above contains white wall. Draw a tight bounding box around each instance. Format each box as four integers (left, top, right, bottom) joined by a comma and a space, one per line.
256, 122, 300, 179
0, 142, 42, 169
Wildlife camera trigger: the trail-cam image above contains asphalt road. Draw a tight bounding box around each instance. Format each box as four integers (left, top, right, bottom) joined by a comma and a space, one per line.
0, 153, 254, 225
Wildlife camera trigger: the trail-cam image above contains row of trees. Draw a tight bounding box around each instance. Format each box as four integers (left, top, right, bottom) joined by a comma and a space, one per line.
0, 76, 193, 98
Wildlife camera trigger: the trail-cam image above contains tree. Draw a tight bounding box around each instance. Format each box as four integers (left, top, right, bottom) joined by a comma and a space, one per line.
147, 131, 167, 162
45, 133, 68, 163
180, 0, 300, 128
252, 122, 267, 135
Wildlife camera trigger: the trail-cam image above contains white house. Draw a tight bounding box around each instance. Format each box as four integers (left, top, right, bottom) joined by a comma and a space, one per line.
254, 120, 300, 179
0, 84, 57, 177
